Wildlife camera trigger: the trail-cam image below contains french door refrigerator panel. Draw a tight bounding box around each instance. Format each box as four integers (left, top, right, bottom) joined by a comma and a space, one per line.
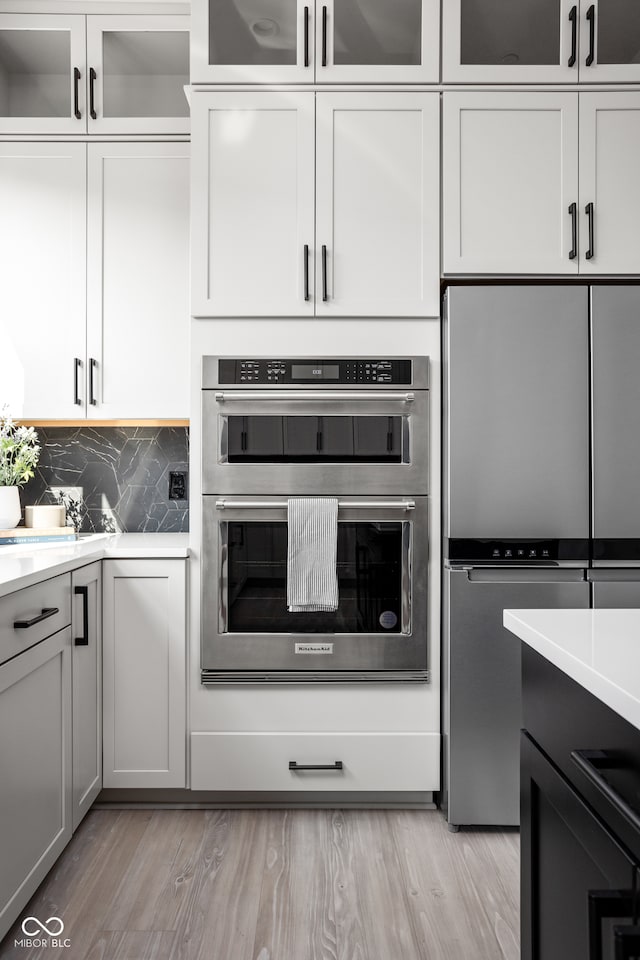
444, 567, 589, 827
591, 570, 640, 607
444, 285, 590, 551
591, 286, 640, 565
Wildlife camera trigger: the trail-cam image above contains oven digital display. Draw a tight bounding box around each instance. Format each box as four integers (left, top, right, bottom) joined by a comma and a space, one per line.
290, 364, 340, 380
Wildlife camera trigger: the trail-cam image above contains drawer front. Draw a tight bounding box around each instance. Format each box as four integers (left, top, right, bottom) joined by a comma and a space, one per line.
0, 574, 71, 664
191, 732, 440, 792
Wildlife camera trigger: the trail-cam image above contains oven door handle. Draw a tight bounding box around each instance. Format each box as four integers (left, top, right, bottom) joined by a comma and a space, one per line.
215, 499, 416, 511
214, 390, 415, 403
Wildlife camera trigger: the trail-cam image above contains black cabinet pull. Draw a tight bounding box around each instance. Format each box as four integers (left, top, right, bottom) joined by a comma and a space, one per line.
568, 6, 577, 67
73, 67, 82, 120
586, 4, 596, 66
572, 749, 640, 833
74, 585, 89, 646
89, 67, 97, 120
304, 6, 310, 67
568, 202, 577, 259
585, 202, 595, 260
74, 357, 82, 405
589, 890, 636, 960
289, 761, 343, 771
14, 607, 59, 629
89, 358, 98, 406
322, 244, 328, 301
614, 925, 640, 959
322, 6, 327, 66
304, 244, 310, 301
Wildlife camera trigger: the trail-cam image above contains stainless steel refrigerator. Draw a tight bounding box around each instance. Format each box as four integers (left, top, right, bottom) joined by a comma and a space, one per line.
443, 286, 591, 829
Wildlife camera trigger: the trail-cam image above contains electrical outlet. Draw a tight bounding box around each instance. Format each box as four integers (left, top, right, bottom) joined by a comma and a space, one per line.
168, 471, 188, 501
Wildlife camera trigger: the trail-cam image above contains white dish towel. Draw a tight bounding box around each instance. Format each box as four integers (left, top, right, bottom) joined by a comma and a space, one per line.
287, 497, 339, 612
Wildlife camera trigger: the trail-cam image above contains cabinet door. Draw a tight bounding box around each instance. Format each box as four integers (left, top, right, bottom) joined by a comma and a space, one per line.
191, 0, 313, 83
443, 92, 579, 275
191, 92, 315, 317
0, 14, 86, 134
86, 15, 189, 135
0, 628, 72, 943
316, 93, 440, 317
579, 0, 640, 81
102, 559, 186, 789
86, 142, 190, 419
579, 93, 640, 274
443, 0, 578, 83
317, 0, 438, 82
0, 142, 86, 419
71, 562, 102, 833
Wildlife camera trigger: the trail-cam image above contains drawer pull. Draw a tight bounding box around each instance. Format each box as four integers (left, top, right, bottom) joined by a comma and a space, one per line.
289, 761, 343, 771
14, 607, 59, 629
571, 749, 640, 834
74, 585, 89, 646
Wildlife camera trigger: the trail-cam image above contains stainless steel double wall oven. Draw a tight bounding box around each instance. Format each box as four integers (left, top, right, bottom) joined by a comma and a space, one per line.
201, 356, 429, 682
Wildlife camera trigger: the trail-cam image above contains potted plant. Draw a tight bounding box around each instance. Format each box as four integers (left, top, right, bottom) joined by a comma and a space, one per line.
0, 411, 40, 529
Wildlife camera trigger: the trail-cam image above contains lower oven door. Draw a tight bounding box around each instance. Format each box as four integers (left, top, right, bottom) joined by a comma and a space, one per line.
201, 496, 428, 682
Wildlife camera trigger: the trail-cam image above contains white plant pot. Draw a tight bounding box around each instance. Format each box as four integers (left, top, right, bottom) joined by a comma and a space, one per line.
0, 486, 21, 528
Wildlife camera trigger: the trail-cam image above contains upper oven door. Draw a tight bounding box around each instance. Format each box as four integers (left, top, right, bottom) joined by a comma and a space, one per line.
202, 389, 429, 495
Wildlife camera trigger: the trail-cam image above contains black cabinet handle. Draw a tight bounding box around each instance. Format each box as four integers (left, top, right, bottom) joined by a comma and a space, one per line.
586, 4, 596, 66
73, 67, 82, 120
568, 202, 577, 259
14, 607, 59, 629
568, 6, 577, 67
322, 244, 328, 301
304, 6, 310, 67
74, 585, 89, 646
322, 5, 327, 66
289, 761, 343, 771
89, 67, 97, 120
89, 358, 97, 406
589, 891, 636, 960
74, 357, 82, 405
304, 244, 310, 301
585, 202, 595, 260
572, 750, 640, 833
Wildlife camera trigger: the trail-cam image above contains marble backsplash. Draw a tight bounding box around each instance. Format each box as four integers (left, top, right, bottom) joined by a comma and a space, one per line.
22, 427, 189, 534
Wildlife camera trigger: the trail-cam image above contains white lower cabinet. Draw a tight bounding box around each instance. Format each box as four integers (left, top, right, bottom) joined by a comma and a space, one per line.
103, 559, 186, 788
191, 731, 440, 793
71, 562, 102, 832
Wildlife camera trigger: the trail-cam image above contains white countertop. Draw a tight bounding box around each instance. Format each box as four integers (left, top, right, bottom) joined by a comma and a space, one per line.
504, 608, 640, 732
0, 533, 189, 599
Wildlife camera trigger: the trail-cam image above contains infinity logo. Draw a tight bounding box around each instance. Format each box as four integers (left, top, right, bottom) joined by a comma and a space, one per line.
21, 917, 65, 937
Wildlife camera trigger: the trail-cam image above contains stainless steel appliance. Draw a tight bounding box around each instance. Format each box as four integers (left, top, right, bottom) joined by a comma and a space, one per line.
201, 356, 430, 683
443, 286, 591, 828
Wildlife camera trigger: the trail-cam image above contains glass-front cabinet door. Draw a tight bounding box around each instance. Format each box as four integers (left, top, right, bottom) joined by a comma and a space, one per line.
579, 0, 640, 80
86, 16, 190, 134
0, 14, 85, 133
443, 0, 578, 82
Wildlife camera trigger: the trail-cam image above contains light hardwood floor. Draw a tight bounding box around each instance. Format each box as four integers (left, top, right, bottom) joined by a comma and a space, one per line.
0, 809, 519, 960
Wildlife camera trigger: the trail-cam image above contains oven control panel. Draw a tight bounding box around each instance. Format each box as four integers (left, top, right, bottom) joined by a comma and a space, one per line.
218, 358, 412, 385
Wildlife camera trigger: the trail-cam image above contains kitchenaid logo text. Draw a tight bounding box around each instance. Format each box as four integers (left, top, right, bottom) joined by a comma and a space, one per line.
15, 916, 70, 949
295, 642, 334, 654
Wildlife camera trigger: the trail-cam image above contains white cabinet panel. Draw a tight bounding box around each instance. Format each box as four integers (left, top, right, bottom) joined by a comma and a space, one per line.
316, 93, 439, 317
87, 142, 190, 419
103, 559, 186, 789
191, 92, 315, 318
71, 562, 102, 832
443, 92, 579, 275
0, 142, 86, 419
579, 93, 640, 274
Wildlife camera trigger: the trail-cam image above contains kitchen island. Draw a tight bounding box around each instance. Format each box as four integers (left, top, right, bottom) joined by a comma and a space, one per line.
504, 608, 640, 960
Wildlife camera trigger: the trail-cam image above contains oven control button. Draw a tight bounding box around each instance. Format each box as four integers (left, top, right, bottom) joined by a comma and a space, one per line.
379, 610, 398, 630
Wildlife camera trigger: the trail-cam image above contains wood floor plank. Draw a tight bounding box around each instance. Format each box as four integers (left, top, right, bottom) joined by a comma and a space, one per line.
251, 810, 337, 960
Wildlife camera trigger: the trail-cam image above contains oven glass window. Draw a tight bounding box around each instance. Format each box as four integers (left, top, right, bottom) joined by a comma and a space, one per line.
224, 416, 403, 463
226, 521, 405, 633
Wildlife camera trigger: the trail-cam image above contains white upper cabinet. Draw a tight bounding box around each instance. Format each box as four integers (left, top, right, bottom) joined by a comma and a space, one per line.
578, 0, 640, 81
190, 0, 439, 83
443, 93, 579, 275
0, 13, 189, 135
443, 0, 578, 83
579, 93, 640, 273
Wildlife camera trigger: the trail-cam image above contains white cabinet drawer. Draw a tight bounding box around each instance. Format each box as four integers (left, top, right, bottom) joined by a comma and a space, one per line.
0, 574, 71, 664
191, 732, 440, 793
